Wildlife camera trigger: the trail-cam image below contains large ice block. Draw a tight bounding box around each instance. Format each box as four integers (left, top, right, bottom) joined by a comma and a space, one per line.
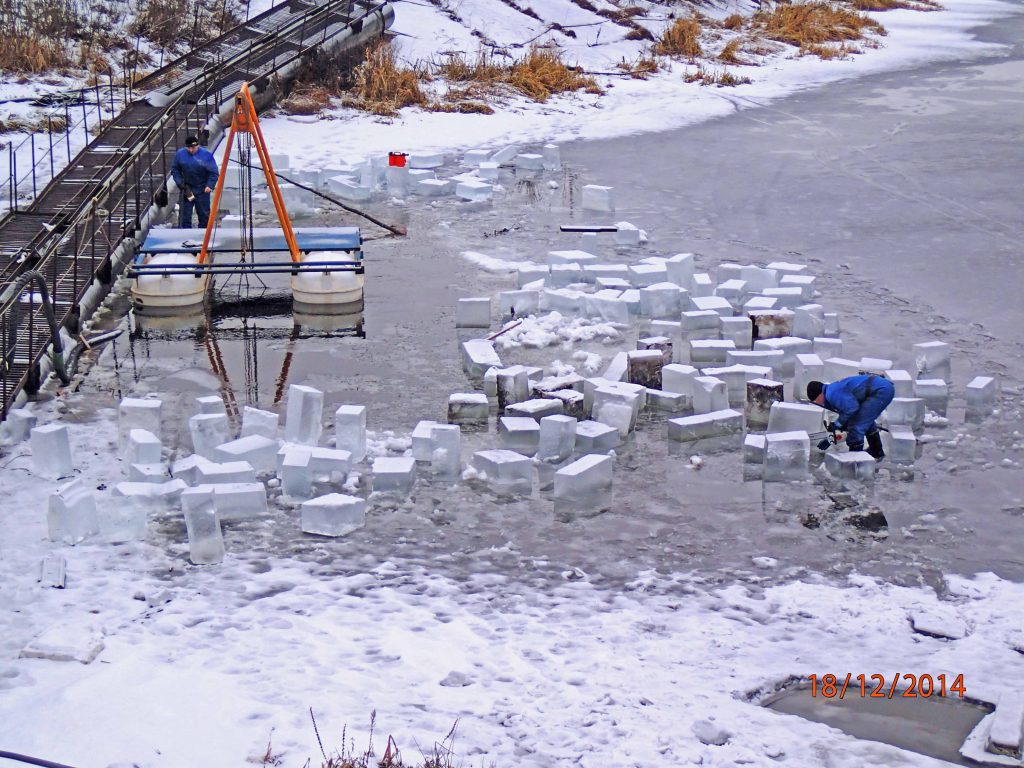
585, 291, 630, 324
241, 407, 279, 439
574, 420, 620, 453
196, 460, 257, 485
665, 253, 695, 287
538, 415, 577, 462
472, 449, 533, 491
498, 416, 541, 454
214, 483, 268, 521
627, 349, 664, 389
824, 357, 861, 382
182, 487, 225, 564
456, 297, 492, 328
429, 424, 462, 475
885, 398, 925, 430
301, 493, 366, 537
779, 274, 816, 300
701, 364, 770, 406
752, 336, 813, 376
761, 287, 804, 309
764, 431, 810, 482
371, 456, 416, 494
190, 413, 229, 460
792, 304, 825, 340
662, 364, 699, 398
692, 376, 728, 414
171, 454, 216, 486
965, 375, 998, 419
813, 337, 843, 359
506, 398, 564, 420
31, 423, 74, 480
714, 278, 748, 308
455, 179, 493, 201
195, 395, 226, 416
766, 402, 823, 435
887, 426, 918, 465
128, 462, 167, 483
0, 407, 36, 446
726, 349, 785, 378
281, 447, 314, 499
825, 451, 876, 481
497, 366, 531, 413
691, 296, 733, 317
411, 420, 440, 462
334, 405, 367, 462
886, 369, 914, 399
118, 397, 162, 452
719, 316, 753, 349
913, 379, 948, 416
688, 340, 735, 365
499, 289, 540, 318
461, 339, 502, 379
744, 433, 766, 464
285, 385, 324, 446
448, 393, 489, 424
667, 410, 743, 441
639, 283, 680, 318
913, 341, 951, 380
592, 387, 642, 435
740, 265, 778, 292
745, 378, 784, 427
47, 478, 99, 544
215, 434, 278, 474
794, 354, 824, 402
554, 454, 612, 500
747, 309, 794, 340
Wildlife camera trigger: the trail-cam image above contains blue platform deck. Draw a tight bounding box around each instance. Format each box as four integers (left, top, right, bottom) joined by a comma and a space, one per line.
139, 227, 362, 255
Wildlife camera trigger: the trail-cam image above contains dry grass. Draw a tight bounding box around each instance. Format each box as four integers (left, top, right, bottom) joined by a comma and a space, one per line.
684, 65, 752, 86
755, 2, 885, 47
349, 40, 428, 116
653, 17, 703, 60
0, 113, 70, 135
434, 50, 507, 85
310, 711, 460, 768
508, 46, 602, 101
717, 38, 746, 64
0, 33, 74, 72
801, 41, 862, 58
280, 85, 333, 115
723, 13, 745, 29
617, 53, 660, 79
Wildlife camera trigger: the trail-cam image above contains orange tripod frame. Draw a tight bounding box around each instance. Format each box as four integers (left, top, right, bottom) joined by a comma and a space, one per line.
199, 82, 301, 265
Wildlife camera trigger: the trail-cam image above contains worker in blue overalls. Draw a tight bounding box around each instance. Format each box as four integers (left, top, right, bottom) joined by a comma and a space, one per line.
807, 375, 895, 460
171, 135, 219, 229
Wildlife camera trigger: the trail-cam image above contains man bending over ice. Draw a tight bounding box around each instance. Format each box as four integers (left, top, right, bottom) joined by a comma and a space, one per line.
807, 374, 895, 460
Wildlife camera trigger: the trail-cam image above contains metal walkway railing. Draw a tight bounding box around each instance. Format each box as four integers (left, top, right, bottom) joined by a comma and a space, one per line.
0, 0, 394, 418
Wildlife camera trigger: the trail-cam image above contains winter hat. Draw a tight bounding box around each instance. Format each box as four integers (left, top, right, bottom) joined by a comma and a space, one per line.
806, 381, 824, 402
185, 135, 200, 147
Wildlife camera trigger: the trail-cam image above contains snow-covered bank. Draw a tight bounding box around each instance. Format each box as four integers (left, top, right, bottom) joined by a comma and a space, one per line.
2, 431, 1024, 768
261, 0, 1021, 169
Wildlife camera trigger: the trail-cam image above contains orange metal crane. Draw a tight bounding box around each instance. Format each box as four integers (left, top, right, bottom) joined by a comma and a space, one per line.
199, 82, 301, 265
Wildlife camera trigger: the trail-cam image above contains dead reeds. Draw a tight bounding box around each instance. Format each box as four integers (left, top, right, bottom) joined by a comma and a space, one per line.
684, 65, 752, 87
508, 46, 602, 101
349, 40, 428, 116
755, 2, 885, 47
717, 38, 745, 64
652, 16, 703, 60
0, 33, 74, 72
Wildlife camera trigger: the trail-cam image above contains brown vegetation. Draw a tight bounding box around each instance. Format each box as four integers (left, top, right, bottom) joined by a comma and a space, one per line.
0, 35, 74, 73
723, 13, 745, 29
684, 65, 752, 86
617, 53, 660, 79
717, 38, 745, 64
508, 46, 602, 101
755, 2, 885, 47
653, 17, 703, 60
286, 41, 601, 118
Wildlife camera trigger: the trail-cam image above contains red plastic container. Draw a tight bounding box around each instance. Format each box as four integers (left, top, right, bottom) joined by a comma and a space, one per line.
388, 152, 408, 168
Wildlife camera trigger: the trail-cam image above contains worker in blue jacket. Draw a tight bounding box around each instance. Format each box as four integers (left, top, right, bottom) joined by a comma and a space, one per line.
171, 135, 219, 229
807, 374, 895, 459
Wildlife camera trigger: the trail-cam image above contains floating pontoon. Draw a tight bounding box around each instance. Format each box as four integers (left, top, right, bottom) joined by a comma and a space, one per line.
130, 82, 364, 313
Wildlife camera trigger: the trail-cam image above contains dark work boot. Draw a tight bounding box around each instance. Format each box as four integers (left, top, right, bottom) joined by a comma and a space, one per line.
866, 429, 885, 461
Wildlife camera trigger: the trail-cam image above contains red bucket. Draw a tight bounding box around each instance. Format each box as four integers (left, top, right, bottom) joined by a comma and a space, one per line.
388, 152, 408, 168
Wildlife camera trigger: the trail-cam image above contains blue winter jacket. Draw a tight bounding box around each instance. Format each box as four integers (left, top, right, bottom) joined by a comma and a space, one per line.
171, 146, 219, 193
821, 373, 895, 443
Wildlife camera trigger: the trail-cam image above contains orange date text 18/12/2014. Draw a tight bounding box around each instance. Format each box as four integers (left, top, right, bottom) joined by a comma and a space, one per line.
808, 673, 966, 699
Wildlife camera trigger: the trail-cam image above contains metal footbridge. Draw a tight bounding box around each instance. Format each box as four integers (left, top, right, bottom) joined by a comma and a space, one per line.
0, 0, 394, 418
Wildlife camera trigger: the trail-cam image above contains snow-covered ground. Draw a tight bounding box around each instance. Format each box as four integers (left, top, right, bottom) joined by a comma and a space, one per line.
261, 0, 1020, 168
3, 0, 1024, 766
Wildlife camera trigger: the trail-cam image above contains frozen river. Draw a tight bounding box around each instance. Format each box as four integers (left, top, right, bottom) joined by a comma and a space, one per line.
78, 6, 1024, 595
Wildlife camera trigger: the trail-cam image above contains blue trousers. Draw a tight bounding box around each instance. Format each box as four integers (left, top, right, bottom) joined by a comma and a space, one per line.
845, 378, 895, 449
179, 190, 211, 228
